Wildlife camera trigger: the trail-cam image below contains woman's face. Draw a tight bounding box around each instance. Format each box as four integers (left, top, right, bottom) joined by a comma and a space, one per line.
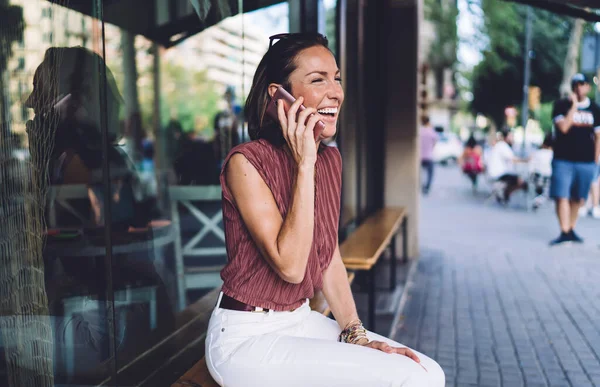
287, 45, 344, 140
26, 62, 54, 116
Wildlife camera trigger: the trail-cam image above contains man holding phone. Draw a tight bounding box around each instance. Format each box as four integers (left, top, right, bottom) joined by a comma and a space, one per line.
549, 73, 600, 245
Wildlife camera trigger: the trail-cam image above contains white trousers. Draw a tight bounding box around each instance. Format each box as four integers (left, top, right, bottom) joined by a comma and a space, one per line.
205, 292, 445, 387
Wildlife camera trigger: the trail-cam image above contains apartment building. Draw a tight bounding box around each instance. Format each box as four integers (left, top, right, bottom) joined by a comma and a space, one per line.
7, 1, 92, 134
166, 13, 269, 97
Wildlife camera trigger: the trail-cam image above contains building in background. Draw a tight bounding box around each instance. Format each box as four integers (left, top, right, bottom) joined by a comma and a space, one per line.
419, 0, 460, 133
7, 1, 93, 134
165, 13, 268, 98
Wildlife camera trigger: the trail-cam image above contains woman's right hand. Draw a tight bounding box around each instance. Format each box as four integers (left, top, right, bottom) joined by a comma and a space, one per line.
277, 96, 320, 167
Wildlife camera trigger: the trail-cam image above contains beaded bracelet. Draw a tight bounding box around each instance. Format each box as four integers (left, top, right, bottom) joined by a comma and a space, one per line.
338, 320, 369, 345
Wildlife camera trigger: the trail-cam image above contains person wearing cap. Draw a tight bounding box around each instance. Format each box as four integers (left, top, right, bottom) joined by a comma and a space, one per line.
549, 73, 600, 245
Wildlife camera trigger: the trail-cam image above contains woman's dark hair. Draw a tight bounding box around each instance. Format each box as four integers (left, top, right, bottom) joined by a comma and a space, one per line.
245, 33, 330, 146
466, 135, 477, 149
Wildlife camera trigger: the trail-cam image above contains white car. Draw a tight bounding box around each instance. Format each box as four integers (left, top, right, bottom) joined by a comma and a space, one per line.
433, 132, 463, 164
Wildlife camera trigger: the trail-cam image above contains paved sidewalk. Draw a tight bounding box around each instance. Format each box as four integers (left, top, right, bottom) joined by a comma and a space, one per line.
392, 166, 600, 387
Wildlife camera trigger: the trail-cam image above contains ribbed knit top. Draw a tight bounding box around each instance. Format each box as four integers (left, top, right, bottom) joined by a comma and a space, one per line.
219, 139, 342, 311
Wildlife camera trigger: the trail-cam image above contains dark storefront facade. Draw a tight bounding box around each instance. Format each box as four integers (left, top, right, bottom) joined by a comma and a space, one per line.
0, 0, 421, 385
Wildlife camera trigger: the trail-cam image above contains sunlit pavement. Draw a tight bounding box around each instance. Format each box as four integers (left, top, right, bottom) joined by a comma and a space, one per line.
392, 165, 600, 387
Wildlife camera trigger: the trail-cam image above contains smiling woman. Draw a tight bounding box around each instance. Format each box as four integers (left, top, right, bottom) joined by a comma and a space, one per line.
245, 32, 342, 147
204, 33, 445, 387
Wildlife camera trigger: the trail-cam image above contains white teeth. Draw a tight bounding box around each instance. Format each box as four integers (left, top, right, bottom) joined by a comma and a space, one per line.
317, 108, 338, 114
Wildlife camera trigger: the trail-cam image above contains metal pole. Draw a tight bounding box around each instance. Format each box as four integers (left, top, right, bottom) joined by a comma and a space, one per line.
521, 6, 533, 153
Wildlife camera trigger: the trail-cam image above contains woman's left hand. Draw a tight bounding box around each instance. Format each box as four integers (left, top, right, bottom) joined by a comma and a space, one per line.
362, 341, 422, 363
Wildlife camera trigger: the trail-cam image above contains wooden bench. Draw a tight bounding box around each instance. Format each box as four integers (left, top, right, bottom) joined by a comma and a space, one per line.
172, 357, 219, 387
171, 272, 355, 387
340, 207, 408, 331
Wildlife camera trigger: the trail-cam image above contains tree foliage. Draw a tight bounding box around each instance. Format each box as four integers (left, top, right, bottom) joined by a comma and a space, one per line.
425, 0, 459, 98
425, 0, 459, 70
108, 45, 222, 138
157, 61, 221, 136
470, 0, 573, 127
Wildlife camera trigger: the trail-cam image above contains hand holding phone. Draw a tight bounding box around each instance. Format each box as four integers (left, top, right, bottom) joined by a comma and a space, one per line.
266, 86, 325, 141
53, 93, 73, 118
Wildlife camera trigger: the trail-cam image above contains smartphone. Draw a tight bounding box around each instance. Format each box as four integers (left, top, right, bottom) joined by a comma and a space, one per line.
265, 86, 326, 140
52, 93, 73, 118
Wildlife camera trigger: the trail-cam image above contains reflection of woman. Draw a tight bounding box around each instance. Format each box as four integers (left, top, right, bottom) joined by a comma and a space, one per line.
26, 47, 169, 379
25, 46, 140, 228
205, 33, 444, 387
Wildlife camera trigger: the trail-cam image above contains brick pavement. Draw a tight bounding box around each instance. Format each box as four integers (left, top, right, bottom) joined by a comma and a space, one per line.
392, 167, 600, 387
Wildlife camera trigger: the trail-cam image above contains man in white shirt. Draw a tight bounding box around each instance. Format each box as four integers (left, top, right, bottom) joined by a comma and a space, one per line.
486, 130, 528, 203
529, 135, 553, 178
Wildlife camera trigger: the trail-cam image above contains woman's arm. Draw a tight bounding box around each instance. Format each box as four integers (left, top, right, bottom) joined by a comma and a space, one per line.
322, 245, 422, 362
225, 97, 323, 284
225, 153, 315, 284
321, 245, 358, 329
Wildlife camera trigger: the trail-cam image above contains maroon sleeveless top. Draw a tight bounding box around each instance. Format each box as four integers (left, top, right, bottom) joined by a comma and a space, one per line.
220, 139, 342, 311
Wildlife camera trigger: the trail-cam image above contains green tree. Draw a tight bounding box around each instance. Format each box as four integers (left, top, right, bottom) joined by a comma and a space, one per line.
425, 0, 459, 98
157, 61, 221, 137
325, 4, 337, 58
470, 1, 573, 128
537, 101, 554, 133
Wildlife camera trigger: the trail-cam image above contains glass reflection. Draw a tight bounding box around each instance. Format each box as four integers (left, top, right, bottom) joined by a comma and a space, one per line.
27, 46, 125, 384
1, 0, 284, 385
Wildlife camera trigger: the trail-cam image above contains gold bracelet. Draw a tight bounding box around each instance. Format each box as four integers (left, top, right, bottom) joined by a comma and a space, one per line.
339, 320, 368, 344
343, 318, 362, 331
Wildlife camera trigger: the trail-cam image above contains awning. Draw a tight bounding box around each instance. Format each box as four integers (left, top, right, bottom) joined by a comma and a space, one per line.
47, 0, 284, 48
505, 0, 600, 22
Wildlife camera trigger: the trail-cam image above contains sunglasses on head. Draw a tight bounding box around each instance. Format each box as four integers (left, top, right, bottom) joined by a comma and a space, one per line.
268, 32, 325, 49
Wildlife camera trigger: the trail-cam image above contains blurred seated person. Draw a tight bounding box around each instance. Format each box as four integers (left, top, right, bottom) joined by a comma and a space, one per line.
486, 129, 529, 204
214, 87, 241, 168
459, 135, 484, 190
174, 132, 220, 185
529, 134, 553, 209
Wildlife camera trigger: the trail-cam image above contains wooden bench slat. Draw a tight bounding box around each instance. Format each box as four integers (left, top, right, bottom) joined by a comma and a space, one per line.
340, 207, 406, 268
171, 357, 219, 387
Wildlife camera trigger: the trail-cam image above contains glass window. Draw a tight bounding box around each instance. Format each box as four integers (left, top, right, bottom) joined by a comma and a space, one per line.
1, 1, 112, 385
0, 0, 288, 385
324, 0, 338, 58
43, 32, 53, 43
42, 7, 52, 18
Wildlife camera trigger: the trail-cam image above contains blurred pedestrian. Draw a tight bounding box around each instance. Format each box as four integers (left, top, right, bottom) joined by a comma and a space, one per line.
420, 116, 438, 194
578, 154, 600, 219
529, 134, 553, 210
549, 73, 600, 245
214, 87, 241, 168
485, 129, 529, 204
459, 135, 484, 191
